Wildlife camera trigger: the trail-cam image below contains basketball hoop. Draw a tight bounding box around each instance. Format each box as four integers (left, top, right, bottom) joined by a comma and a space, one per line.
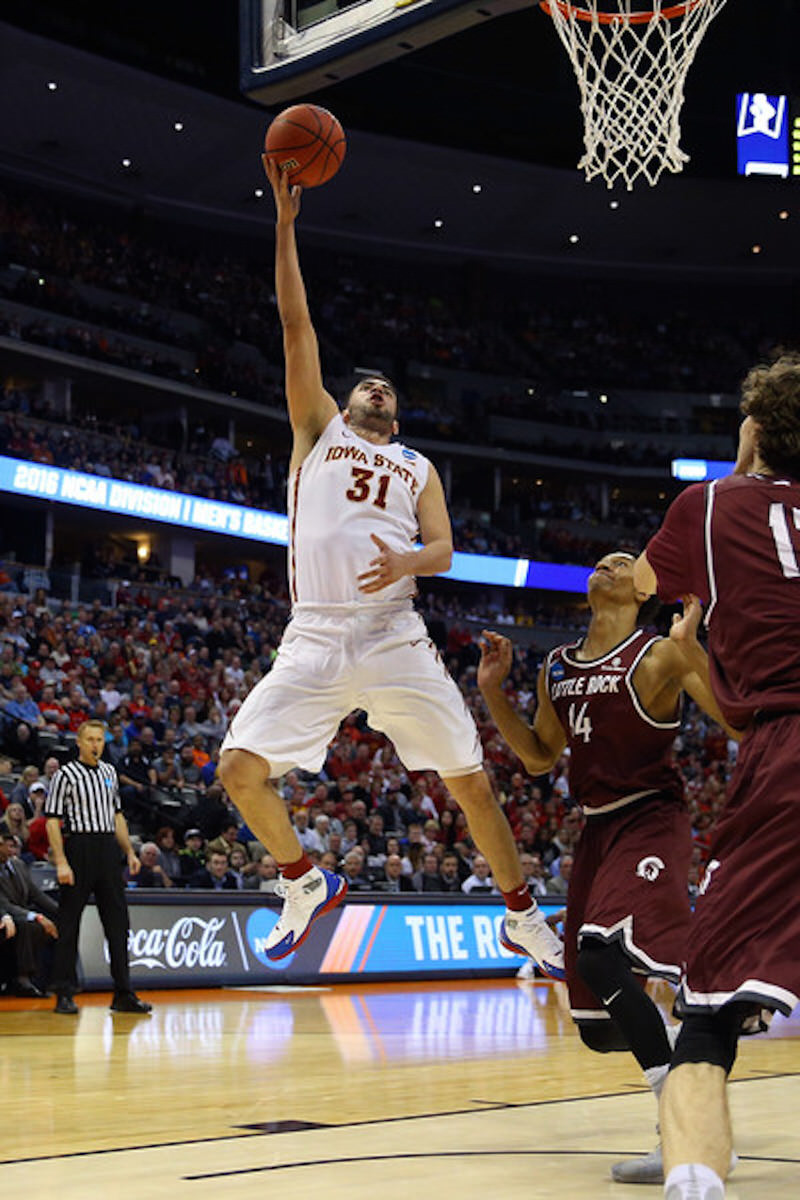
540, 0, 729, 189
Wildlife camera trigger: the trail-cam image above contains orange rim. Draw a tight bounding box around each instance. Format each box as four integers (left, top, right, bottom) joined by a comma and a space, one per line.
540, 0, 704, 23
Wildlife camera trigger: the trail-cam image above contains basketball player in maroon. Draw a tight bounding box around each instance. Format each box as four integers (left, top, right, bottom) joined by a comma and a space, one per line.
635, 353, 800, 1200
479, 551, 732, 1184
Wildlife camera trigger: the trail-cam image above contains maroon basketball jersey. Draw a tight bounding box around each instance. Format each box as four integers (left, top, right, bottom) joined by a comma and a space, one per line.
647, 473, 800, 728
546, 629, 683, 812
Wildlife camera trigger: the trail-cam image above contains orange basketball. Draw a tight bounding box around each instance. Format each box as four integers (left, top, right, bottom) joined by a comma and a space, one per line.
264, 104, 346, 188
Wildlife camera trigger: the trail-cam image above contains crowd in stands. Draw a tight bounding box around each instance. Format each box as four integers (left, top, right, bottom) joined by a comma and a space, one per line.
1, 185, 787, 441
0, 580, 736, 911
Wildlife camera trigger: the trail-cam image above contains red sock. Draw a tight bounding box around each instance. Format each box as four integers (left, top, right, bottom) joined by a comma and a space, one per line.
502, 884, 534, 912
279, 854, 313, 880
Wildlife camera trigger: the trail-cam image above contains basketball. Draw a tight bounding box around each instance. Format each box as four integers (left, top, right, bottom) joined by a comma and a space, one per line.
263, 104, 346, 188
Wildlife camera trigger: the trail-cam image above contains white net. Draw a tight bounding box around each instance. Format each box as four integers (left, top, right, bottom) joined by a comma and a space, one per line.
542, 0, 729, 189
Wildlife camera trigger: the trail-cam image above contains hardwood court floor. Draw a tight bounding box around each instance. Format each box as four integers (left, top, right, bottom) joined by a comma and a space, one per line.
1, 978, 798, 1199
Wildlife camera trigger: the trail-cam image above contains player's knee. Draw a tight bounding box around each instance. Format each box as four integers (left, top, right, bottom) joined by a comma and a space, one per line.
576, 937, 628, 997
218, 749, 271, 796
578, 1020, 630, 1054
671, 1009, 742, 1076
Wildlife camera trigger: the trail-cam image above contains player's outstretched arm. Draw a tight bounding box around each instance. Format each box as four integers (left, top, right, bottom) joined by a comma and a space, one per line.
263, 157, 337, 452
670, 596, 744, 740
649, 596, 742, 739
478, 640, 566, 775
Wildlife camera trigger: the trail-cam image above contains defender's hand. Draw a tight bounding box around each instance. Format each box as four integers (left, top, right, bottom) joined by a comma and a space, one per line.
670, 594, 703, 645
478, 630, 514, 691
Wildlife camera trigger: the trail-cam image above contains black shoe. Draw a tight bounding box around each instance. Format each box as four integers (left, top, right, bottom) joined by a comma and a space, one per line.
54, 994, 78, 1014
11, 980, 46, 998
110, 992, 152, 1014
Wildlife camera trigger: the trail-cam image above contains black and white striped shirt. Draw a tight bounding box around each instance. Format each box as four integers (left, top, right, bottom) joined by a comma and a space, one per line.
44, 759, 122, 834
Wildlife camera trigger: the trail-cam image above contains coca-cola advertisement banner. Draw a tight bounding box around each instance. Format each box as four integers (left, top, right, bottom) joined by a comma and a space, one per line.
77, 896, 330, 988
77, 895, 565, 989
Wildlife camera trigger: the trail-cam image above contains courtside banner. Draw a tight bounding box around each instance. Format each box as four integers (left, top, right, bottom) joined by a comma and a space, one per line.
77, 894, 565, 989
0, 453, 590, 593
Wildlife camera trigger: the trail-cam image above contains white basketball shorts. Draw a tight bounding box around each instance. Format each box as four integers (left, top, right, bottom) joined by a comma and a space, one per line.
221, 603, 483, 779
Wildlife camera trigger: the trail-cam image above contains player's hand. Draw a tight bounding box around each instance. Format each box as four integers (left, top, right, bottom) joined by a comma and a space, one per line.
38, 915, 58, 939
478, 630, 513, 691
357, 534, 409, 593
127, 852, 141, 876
56, 861, 75, 887
262, 155, 302, 224
669, 594, 703, 645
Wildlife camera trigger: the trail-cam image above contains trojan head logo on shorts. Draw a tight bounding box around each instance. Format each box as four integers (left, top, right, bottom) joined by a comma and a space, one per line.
636, 855, 665, 882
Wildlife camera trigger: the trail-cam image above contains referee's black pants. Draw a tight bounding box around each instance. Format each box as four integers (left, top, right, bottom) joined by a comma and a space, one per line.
51, 833, 131, 997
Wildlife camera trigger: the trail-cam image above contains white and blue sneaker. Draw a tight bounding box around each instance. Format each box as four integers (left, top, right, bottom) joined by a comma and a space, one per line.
500, 904, 566, 980
264, 866, 348, 960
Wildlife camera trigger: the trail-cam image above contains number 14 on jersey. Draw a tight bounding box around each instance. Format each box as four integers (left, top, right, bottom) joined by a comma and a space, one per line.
568, 701, 593, 744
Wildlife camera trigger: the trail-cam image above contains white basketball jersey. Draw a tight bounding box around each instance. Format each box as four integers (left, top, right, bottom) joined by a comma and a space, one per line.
288, 412, 431, 605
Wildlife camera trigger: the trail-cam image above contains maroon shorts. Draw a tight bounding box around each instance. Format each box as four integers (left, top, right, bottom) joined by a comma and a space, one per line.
678, 714, 800, 1019
566, 792, 692, 1022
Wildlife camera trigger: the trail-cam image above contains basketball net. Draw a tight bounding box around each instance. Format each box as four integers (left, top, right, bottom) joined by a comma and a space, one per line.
541, 0, 729, 189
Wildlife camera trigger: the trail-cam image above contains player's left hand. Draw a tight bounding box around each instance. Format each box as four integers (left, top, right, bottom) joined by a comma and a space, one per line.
669, 594, 703, 645
477, 630, 513, 691
357, 534, 408, 593
127, 852, 141, 876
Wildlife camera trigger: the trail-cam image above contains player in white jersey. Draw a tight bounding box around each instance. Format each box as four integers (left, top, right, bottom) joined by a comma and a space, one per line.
218, 159, 564, 972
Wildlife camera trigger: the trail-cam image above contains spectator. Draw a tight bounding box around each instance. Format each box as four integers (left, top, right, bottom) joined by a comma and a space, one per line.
413, 850, 444, 893
154, 826, 182, 884
340, 849, 373, 893
461, 854, 497, 895
1, 679, 43, 759
0, 802, 30, 856
188, 850, 239, 890
519, 852, 550, 898
0, 829, 58, 996
153, 745, 184, 793
177, 743, 203, 788
118, 738, 157, 831
228, 844, 257, 887
8, 765, 41, 818
243, 853, 280, 893
379, 853, 416, 893
438, 851, 464, 894
207, 820, 243, 860
547, 852, 574, 897
292, 809, 324, 855
178, 828, 206, 881
129, 842, 172, 888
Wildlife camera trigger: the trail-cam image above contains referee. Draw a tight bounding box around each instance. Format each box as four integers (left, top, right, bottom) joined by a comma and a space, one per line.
45, 719, 152, 1015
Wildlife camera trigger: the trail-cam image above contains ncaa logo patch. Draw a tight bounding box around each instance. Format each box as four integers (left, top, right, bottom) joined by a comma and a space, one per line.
401, 448, 417, 462
246, 909, 294, 970
550, 661, 565, 682
636, 855, 665, 882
